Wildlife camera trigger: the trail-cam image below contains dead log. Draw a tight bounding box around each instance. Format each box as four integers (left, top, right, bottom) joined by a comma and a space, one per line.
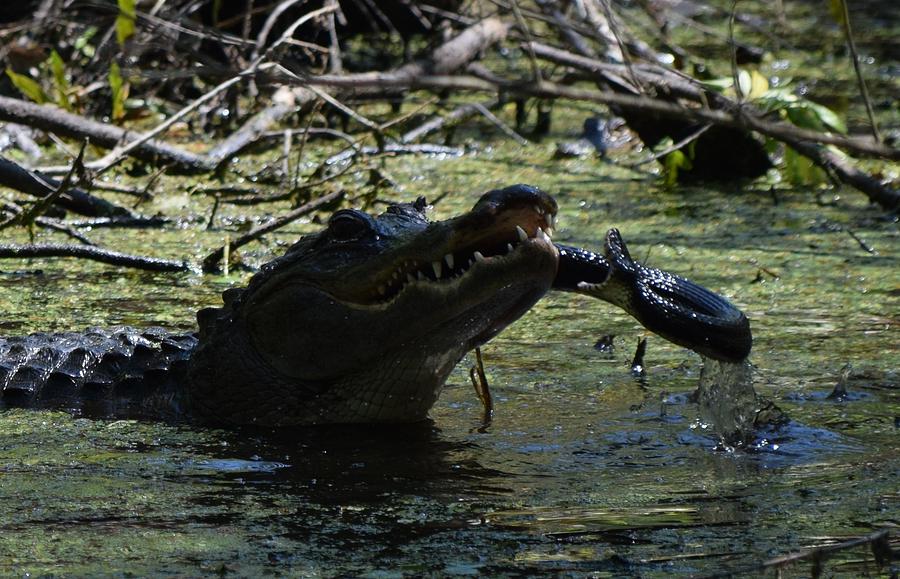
0, 96, 216, 173
312, 17, 512, 98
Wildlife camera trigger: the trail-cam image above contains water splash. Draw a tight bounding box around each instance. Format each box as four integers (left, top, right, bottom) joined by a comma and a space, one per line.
696, 358, 764, 448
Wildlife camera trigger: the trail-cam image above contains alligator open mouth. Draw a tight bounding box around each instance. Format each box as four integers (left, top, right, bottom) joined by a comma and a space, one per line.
373, 211, 558, 304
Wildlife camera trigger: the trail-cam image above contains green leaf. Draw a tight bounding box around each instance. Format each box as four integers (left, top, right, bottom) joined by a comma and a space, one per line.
48, 50, 73, 111
700, 77, 733, 93
653, 137, 695, 187
109, 61, 128, 121
5, 68, 48, 104
804, 100, 847, 133
74, 26, 98, 57
116, 0, 136, 46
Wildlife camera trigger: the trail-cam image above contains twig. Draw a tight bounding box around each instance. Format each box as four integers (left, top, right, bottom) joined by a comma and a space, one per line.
324, 143, 462, 166
0, 243, 189, 272
595, 0, 643, 92
0, 155, 135, 217
844, 228, 876, 255
701, 529, 895, 578
0, 203, 94, 245
729, 0, 743, 101
249, 0, 308, 62
89, 74, 249, 175
67, 216, 170, 228
0, 140, 87, 231
509, 0, 543, 83
201, 189, 345, 273
627, 123, 712, 167
471, 102, 530, 145
837, 0, 881, 142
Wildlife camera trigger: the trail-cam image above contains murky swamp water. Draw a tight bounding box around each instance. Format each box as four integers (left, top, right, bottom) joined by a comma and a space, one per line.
0, 140, 896, 576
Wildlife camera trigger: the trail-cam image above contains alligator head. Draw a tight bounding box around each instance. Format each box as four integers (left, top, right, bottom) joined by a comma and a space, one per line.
189, 184, 560, 425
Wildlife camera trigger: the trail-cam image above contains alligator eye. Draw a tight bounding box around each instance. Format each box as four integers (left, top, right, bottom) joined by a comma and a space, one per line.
327, 210, 375, 241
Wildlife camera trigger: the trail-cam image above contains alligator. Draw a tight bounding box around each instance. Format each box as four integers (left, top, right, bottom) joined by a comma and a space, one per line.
0, 185, 751, 426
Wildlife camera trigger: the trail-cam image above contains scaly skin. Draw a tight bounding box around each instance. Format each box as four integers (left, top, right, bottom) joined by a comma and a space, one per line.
0, 185, 752, 426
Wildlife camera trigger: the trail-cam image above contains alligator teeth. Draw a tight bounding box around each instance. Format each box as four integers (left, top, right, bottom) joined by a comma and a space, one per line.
473, 251, 486, 263
535, 205, 544, 215
406, 273, 416, 283
515, 225, 528, 242
393, 271, 399, 280
507, 243, 514, 253
418, 271, 426, 281
444, 253, 454, 269
432, 261, 442, 278
468, 258, 475, 267
378, 285, 386, 296
545, 227, 554, 238
549, 214, 557, 229
537, 228, 551, 243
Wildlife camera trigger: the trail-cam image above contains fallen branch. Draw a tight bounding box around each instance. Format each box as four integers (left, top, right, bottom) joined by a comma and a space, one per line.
291, 68, 900, 207
298, 72, 899, 160
204, 86, 316, 168
524, 41, 899, 208
0, 141, 87, 231
202, 189, 345, 273
0, 203, 94, 244
0, 155, 135, 217
305, 17, 512, 99
0, 243, 189, 272
524, 42, 897, 161
787, 141, 900, 211
0, 96, 215, 173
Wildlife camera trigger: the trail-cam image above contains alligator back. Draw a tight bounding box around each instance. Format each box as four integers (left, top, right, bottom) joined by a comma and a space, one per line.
0, 327, 197, 419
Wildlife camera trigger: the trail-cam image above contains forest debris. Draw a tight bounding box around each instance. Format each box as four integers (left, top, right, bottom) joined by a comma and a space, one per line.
204, 86, 316, 169
0, 96, 214, 174
0, 140, 86, 231
0, 243, 189, 272
0, 155, 135, 218
469, 346, 493, 424
201, 189, 345, 273
701, 529, 897, 578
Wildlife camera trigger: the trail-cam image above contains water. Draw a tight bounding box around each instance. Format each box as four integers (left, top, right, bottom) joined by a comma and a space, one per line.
1, 11, 899, 572
1, 161, 896, 574
696, 359, 768, 448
